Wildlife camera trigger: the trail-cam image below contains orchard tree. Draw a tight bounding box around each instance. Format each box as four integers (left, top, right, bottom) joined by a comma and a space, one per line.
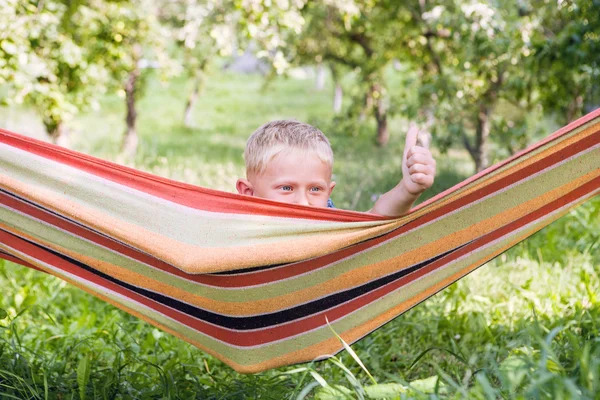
0, 0, 111, 144
292, 1, 412, 145
288, 3, 359, 116
233, 0, 307, 75
95, 0, 176, 156
0, 0, 174, 153
0, 0, 49, 108
403, 0, 544, 172
222, 0, 406, 143
160, 0, 238, 127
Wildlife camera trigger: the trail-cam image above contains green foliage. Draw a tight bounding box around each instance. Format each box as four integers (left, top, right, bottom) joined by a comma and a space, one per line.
0, 0, 174, 139
289, 1, 413, 144
2, 0, 595, 165
97, 0, 176, 85
160, 0, 220, 76
0, 0, 105, 135
532, 0, 600, 123
233, 0, 306, 73
402, 0, 543, 170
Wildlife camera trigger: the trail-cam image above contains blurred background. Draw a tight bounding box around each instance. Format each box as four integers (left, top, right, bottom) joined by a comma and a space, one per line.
0, 0, 599, 398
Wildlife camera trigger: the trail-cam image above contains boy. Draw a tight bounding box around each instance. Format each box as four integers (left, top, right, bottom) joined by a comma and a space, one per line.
236, 120, 435, 217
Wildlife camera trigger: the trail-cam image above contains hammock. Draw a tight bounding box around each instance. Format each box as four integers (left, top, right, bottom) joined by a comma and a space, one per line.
1, 109, 599, 373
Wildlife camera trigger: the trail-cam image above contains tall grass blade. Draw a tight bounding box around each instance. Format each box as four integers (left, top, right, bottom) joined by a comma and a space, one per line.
77, 355, 91, 400
325, 317, 377, 385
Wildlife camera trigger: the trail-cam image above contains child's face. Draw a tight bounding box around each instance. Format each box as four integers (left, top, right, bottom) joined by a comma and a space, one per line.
236, 150, 335, 208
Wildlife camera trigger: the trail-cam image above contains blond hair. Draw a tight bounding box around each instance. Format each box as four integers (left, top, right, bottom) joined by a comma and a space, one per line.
244, 120, 334, 177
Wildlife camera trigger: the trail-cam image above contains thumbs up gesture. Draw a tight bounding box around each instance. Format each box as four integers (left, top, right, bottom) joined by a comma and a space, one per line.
401, 123, 436, 196
368, 123, 436, 216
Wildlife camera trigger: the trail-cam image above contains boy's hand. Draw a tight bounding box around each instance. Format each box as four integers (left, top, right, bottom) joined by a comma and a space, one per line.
368, 123, 436, 216
401, 123, 436, 195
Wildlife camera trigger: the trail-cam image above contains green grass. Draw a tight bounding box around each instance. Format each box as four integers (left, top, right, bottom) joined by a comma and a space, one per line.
0, 70, 598, 399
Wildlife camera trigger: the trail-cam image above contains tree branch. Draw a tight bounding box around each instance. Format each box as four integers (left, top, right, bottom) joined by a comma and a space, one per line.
462, 132, 475, 159
347, 32, 374, 57
408, 6, 445, 75
323, 52, 361, 69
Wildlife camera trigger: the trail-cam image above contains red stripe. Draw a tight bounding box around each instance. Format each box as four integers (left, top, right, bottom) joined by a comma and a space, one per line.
0, 191, 226, 285
239, 177, 599, 346
2, 177, 597, 346
0, 250, 42, 271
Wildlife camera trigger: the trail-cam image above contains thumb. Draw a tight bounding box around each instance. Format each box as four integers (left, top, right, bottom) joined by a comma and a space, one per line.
404, 122, 419, 160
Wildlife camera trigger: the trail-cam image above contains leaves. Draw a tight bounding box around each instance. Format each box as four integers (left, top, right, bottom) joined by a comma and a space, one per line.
77, 355, 91, 400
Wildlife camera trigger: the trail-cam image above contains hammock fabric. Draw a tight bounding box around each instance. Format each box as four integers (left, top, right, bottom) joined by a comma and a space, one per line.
1, 109, 599, 373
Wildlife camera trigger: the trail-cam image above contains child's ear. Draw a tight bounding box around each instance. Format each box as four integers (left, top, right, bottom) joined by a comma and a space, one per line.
328, 181, 336, 195
236, 178, 254, 196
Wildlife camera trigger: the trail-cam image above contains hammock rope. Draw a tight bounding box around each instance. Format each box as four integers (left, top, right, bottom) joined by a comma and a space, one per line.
1, 109, 599, 373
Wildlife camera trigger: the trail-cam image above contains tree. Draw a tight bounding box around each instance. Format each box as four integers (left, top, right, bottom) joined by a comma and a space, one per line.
93, 0, 175, 155
0, 0, 112, 144
233, 0, 307, 75
161, 0, 231, 127
1, 0, 174, 153
403, 0, 542, 172
292, 1, 411, 145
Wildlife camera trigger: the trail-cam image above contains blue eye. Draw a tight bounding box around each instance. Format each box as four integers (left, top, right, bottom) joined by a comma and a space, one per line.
281, 185, 293, 191
310, 187, 322, 192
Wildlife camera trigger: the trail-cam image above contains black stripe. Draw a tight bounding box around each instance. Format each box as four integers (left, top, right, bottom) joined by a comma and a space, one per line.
0, 249, 16, 258
1, 227, 466, 330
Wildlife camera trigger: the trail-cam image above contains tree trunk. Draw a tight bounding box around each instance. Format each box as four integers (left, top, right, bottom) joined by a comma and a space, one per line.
375, 105, 389, 146
359, 89, 373, 122
122, 45, 142, 157
330, 63, 342, 114
333, 83, 343, 114
315, 62, 326, 91
122, 70, 140, 156
184, 72, 204, 127
373, 83, 389, 146
584, 81, 599, 113
473, 105, 491, 172
47, 120, 69, 147
566, 95, 583, 123
467, 71, 503, 172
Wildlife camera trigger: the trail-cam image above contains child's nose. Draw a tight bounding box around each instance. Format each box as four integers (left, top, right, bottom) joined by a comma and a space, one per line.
294, 193, 310, 206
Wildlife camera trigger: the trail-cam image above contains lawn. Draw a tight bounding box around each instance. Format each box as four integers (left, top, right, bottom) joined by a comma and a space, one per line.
0, 69, 598, 399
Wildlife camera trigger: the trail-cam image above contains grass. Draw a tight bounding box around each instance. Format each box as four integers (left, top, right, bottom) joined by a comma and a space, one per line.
0, 69, 598, 399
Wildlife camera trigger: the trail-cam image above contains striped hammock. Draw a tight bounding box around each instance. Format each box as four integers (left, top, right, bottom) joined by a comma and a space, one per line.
1, 109, 599, 373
